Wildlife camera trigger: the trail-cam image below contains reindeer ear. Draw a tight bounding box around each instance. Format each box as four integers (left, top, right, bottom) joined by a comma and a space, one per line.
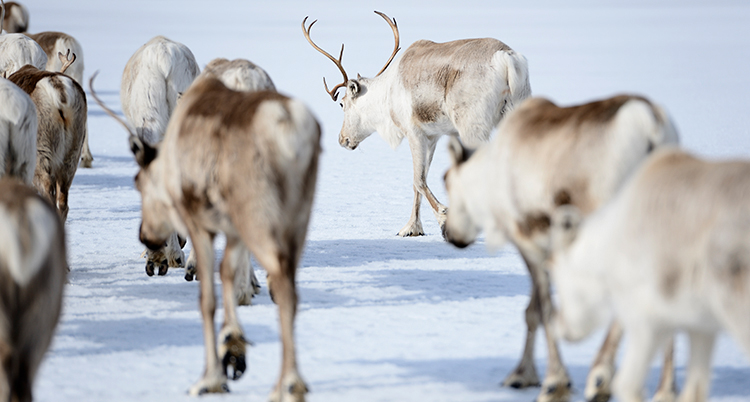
129, 136, 158, 168
550, 205, 582, 257
348, 80, 360, 97
448, 136, 473, 166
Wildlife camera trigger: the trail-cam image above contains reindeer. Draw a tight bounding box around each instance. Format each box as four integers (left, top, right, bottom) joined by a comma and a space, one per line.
1, 1, 27, 33
7, 57, 86, 223
0, 77, 37, 184
181, 57, 278, 304
0, 0, 46, 78
91, 73, 320, 400
120, 35, 200, 276
24, 31, 92, 167
0, 178, 67, 402
303, 11, 530, 237
198, 57, 276, 92
551, 148, 750, 402
443, 95, 679, 402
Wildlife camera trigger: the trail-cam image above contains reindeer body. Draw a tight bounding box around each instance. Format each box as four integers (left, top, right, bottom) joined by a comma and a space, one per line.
24, 31, 92, 168
0, 33, 46, 77
199, 57, 275, 92
0, 179, 66, 402
8, 65, 87, 222
131, 76, 319, 399
182, 57, 277, 303
121, 35, 199, 146
443, 95, 679, 402
0, 77, 36, 183
1, 1, 28, 33
552, 148, 750, 402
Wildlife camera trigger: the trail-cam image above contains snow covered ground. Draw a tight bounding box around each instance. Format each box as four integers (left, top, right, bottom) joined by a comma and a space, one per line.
19, 0, 750, 401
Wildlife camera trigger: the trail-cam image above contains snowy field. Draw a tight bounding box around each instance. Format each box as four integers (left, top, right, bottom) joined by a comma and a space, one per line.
19, 0, 750, 401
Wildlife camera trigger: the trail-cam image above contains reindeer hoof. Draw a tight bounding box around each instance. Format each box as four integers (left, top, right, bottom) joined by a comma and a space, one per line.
184, 272, 194, 281
79, 157, 93, 168
502, 367, 541, 389
158, 263, 168, 276
219, 328, 247, 381
145, 261, 155, 276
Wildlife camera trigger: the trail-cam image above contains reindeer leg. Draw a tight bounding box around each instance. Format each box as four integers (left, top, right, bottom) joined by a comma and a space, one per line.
653, 337, 677, 402
186, 226, 228, 395
218, 235, 248, 380
613, 325, 668, 402
230, 244, 258, 306
266, 254, 308, 402
584, 321, 624, 402
79, 127, 93, 168
503, 253, 541, 388
399, 135, 445, 237
163, 232, 186, 271
185, 246, 197, 281
534, 259, 572, 402
677, 331, 714, 402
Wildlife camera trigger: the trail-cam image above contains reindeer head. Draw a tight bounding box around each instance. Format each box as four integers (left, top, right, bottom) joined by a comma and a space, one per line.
442, 137, 481, 248
303, 11, 400, 150
89, 72, 174, 251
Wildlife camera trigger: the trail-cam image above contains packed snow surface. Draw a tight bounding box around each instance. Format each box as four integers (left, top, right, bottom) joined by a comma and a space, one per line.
19, 0, 750, 401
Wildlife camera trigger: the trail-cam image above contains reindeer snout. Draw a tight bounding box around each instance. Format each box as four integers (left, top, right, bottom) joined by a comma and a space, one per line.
139, 222, 166, 251
339, 136, 357, 150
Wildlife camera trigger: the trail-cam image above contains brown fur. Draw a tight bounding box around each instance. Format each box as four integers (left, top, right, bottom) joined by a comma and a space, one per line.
136, 76, 320, 397
0, 179, 66, 402
518, 95, 656, 138
8, 65, 87, 222
2, 2, 27, 33
24, 32, 67, 56
518, 213, 551, 238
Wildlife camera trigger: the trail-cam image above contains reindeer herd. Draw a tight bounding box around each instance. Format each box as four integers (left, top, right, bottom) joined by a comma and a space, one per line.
0, 3, 747, 402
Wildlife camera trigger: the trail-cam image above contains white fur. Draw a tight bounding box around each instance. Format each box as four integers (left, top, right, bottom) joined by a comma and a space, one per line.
325, 34, 531, 236
552, 148, 750, 402
41, 34, 84, 84
121, 35, 199, 146
0, 198, 56, 286
198, 58, 275, 92
443, 95, 679, 402
0, 77, 36, 183
0, 33, 46, 76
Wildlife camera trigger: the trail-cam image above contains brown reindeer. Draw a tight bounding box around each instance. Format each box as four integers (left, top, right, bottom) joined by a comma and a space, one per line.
0, 178, 67, 402
8, 64, 87, 222
91, 74, 320, 400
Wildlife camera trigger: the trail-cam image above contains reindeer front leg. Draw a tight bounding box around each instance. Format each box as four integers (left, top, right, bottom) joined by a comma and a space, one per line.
533, 258, 572, 402
186, 226, 228, 395
585, 321, 624, 402
399, 135, 446, 237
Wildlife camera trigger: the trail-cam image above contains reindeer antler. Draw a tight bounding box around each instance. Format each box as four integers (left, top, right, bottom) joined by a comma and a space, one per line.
374, 11, 401, 77
58, 49, 76, 74
88, 71, 136, 137
302, 16, 349, 102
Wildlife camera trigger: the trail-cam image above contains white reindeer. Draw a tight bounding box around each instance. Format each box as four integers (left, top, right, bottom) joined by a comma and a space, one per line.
0, 178, 67, 402
24, 31, 92, 167
0, 77, 37, 184
120, 35, 200, 276
182, 57, 277, 304
7, 61, 86, 222
303, 11, 530, 236
443, 95, 679, 402
91, 74, 320, 400
1, 1, 27, 33
551, 148, 750, 402
0, 0, 46, 77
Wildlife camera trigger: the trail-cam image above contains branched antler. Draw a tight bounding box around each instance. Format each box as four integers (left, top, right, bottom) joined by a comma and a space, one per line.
58, 49, 77, 74
302, 16, 349, 101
